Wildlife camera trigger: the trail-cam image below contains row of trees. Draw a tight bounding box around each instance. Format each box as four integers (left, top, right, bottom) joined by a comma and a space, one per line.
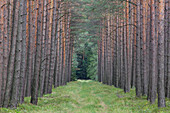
98, 0, 169, 107
0, 0, 73, 108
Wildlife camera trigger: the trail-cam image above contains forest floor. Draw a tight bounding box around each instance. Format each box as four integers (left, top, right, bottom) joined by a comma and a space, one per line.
0, 80, 170, 113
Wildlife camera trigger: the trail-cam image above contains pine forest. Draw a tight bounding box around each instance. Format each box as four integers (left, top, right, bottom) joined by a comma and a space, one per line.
0, 0, 170, 112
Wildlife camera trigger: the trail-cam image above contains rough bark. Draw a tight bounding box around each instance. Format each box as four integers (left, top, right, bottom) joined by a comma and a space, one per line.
149, 0, 157, 104
25, 0, 33, 97
9, 0, 24, 108
48, 0, 56, 94
38, 0, 46, 97
19, 0, 27, 104
31, 0, 42, 105
3, 0, 19, 108
136, 0, 141, 97
157, 0, 166, 107
0, 1, 3, 106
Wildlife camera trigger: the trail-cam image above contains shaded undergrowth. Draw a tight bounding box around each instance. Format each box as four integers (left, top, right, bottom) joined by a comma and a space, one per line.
0, 80, 170, 113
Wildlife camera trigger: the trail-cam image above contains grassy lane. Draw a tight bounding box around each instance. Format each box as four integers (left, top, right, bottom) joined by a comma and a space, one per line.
0, 80, 170, 113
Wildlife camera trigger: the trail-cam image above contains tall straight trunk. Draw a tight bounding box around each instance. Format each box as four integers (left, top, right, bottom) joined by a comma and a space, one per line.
165, 0, 169, 98
62, 6, 66, 85
130, 1, 134, 88
131, 0, 137, 88
1, 0, 8, 106
67, 8, 72, 83
98, 23, 102, 82
10, 0, 24, 107
167, 16, 170, 98
67, 11, 71, 83
142, 0, 148, 95
31, 0, 42, 105
58, 7, 62, 86
126, 0, 131, 92
48, 0, 55, 94
155, 0, 158, 95
120, 18, 124, 89
112, 17, 115, 86
39, 0, 46, 97
123, 12, 127, 91
136, 0, 141, 97
128, 0, 133, 90
44, 0, 50, 94
19, 0, 27, 104
25, 0, 33, 97
104, 17, 108, 85
65, 9, 70, 83
54, 7, 61, 87
59, 19, 63, 86
43, 0, 49, 94
101, 19, 105, 83
157, 0, 166, 107
53, 0, 60, 84
118, 17, 121, 87
3, 0, 19, 108
99, 21, 102, 82
164, 0, 168, 97
30, 0, 37, 97
149, 0, 157, 104
0, 1, 4, 106
116, 16, 119, 87
107, 15, 111, 85
57, 17, 61, 86
103, 19, 107, 84
146, 0, 151, 100
64, 8, 69, 84
110, 16, 114, 85
140, 0, 144, 95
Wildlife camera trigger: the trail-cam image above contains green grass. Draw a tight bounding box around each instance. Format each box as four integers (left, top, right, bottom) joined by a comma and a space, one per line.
0, 80, 170, 113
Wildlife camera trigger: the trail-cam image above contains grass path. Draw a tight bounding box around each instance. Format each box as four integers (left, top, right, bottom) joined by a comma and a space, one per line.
1, 80, 170, 113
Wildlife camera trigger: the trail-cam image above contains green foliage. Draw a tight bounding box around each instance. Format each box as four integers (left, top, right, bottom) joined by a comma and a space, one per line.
74, 42, 97, 80
70, 0, 124, 80
71, 53, 78, 81
1, 81, 169, 113
86, 44, 98, 80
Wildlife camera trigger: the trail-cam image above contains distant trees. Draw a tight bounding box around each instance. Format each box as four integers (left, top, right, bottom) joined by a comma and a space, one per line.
0, 0, 73, 108
98, 0, 169, 108
74, 42, 97, 80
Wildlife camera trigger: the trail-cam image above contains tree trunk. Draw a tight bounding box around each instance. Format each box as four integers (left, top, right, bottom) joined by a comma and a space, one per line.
3, 0, 19, 108
19, 0, 27, 104
10, 0, 24, 108
149, 0, 157, 104
166, 0, 170, 99
1, 0, 8, 107
48, 0, 55, 94
31, 0, 42, 105
157, 0, 166, 107
0, 1, 4, 106
38, 0, 46, 97
136, 0, 141, 97
25, 0, 33, 97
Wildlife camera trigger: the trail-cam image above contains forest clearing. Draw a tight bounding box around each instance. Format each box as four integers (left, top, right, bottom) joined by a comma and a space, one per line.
1, 80, 170, 113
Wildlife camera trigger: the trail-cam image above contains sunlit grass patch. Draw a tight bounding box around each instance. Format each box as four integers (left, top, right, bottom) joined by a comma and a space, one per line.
77, 79, 92, 82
